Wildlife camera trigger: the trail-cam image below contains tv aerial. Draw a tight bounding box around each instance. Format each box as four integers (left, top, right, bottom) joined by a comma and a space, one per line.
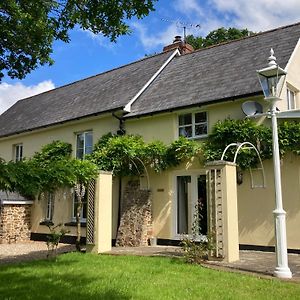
161, 18, 201, 42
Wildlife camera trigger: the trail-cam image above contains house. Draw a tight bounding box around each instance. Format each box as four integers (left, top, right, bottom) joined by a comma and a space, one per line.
0, 22, 300, 258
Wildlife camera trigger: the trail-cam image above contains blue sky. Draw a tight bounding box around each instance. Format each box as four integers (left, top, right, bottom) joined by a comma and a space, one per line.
1, 0, 300, 113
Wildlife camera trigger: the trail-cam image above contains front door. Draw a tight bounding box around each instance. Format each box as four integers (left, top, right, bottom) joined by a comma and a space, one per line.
176, 174, 207, 237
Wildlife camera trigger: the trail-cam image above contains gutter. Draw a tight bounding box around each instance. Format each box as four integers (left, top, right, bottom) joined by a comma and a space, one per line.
124, 91, 263, 120
124, 49, 180, 113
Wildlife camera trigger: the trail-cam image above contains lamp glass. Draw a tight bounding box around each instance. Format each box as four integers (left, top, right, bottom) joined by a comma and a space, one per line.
257, 65, 286, 99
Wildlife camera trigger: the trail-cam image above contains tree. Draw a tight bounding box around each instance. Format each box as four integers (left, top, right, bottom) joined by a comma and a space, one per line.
0, 0, 156, 81
186, 27, 255, 50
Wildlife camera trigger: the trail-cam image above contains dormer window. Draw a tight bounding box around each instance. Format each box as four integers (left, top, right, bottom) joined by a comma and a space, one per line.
178, 112, 207, 138
287, 87, 296, 110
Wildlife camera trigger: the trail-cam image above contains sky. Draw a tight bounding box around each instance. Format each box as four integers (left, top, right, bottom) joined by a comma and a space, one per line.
1, 0, 300, 113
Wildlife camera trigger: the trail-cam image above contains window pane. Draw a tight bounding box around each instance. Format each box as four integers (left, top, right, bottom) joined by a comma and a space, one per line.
179, 126, 192, 138
76, 148, 84, 159
19, 145, 23, 160
85, 132, 93, 149
73, 193, 87, 221
287, 88, 296, 110
177, 176, 191, 234
195, 112, 207, 123
195, 124, 207, 136
77, 133, 84, 150
179, 114, 192, 126
85, 146, 93, 155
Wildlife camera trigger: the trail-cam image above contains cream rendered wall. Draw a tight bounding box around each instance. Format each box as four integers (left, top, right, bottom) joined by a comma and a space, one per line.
0, 114, 119, 237
125, 100, 251, 240
279, 39, 300, 110
126, 96, 300, 248
126, 114, 177, 144
238, 154, 300, 249
0, 114, 119, 161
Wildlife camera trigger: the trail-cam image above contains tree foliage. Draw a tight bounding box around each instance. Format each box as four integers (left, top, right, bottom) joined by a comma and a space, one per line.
0, 0, 156, 81
186, 27, 255, 50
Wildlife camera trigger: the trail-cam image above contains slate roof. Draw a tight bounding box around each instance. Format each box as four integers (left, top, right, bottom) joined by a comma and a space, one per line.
0, 22, 300, 137
127, 22, 300, 117
0, 51, 173, 137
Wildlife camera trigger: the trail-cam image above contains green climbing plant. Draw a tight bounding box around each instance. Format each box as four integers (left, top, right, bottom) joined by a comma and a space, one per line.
202, 119, 300, 170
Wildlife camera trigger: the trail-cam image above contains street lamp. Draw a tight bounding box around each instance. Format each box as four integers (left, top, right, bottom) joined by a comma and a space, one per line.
257, 49, 292, 279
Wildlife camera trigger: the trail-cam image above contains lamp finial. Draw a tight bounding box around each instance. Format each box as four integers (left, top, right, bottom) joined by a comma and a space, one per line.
268, 48, 277, 67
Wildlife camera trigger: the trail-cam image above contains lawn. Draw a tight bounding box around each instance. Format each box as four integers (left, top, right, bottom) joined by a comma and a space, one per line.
1, 253, 300, 300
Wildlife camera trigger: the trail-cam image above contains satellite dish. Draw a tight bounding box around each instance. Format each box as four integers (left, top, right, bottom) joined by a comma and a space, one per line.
242, 101, 263, 116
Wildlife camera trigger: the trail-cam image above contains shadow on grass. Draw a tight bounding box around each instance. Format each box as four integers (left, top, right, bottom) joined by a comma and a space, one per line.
0, 259, 131, 300
0, 244, 76, 265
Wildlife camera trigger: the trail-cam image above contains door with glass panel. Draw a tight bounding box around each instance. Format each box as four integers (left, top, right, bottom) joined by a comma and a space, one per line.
176, 174, 207, 237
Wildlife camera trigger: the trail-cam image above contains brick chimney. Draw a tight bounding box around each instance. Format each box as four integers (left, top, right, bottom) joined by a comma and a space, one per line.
163, 36, 194, 54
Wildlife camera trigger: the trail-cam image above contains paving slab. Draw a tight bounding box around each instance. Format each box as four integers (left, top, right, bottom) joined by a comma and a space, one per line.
205, 250, 300, 280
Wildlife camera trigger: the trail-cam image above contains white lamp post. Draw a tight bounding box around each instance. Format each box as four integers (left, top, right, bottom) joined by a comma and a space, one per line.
257, 49, 292, 279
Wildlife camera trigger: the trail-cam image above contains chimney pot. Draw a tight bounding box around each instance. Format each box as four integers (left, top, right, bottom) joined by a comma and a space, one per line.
173, 36, 182, 43
163, 36, 194, 54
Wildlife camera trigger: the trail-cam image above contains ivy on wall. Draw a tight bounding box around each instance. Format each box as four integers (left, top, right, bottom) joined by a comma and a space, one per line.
88, 134, 201, 176
2, 119, 300, 197
202, 119, 300, 170
0, 141, 97, 198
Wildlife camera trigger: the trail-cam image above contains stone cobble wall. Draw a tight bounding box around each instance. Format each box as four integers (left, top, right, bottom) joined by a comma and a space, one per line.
116, 181, 152, 247
0, 204, 32, 244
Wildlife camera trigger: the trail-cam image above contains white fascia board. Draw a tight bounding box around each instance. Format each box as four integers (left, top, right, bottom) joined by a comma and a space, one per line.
124, 49, 181, 113
277, 109, 300, 118
284, 38, 300, 72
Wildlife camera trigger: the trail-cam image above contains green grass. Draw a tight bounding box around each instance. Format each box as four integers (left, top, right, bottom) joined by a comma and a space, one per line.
1, 253, 300, 300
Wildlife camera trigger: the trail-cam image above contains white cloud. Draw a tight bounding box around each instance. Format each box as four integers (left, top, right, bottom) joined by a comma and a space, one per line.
132, 22, 181, 50
174, 0, 205, 17
81, 29, 117, 51
0, 80, 55, 114
210, 0, 300, 31
134, 0, 300, 51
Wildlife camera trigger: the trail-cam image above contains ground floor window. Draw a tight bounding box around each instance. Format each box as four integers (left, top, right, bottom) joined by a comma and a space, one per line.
46, 193, 54, 221
176, 174, 207, 236
72, 192, 87, 222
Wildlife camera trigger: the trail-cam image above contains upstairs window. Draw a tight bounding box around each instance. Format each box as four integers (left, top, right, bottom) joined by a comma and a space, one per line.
287, 88, 296, 110
14, 144, 23, 162
178, 112, 207, 138
76, 131, 93, 159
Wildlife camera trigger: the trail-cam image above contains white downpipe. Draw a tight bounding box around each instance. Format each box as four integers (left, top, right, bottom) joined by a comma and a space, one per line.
124, 49, 180, 113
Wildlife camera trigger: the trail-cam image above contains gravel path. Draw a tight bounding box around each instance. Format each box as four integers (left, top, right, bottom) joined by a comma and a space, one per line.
0, 241, 76, 265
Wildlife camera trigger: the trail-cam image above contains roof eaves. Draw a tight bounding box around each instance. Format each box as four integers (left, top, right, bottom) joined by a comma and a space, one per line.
0, 106, 125, 139
124, 91, 263, 119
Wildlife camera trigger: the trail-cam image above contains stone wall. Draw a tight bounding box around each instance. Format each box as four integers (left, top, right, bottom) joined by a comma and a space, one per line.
0, 204, 32, 243
116, 181, 152, 247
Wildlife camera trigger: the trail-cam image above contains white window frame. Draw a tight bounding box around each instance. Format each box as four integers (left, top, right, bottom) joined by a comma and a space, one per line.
14, 143, 23, 162
72, 193, 87, 223
76, 131, 93, 159
178, 111, 208, 139
46, 193, 54, 221
287, 87, 296, 110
